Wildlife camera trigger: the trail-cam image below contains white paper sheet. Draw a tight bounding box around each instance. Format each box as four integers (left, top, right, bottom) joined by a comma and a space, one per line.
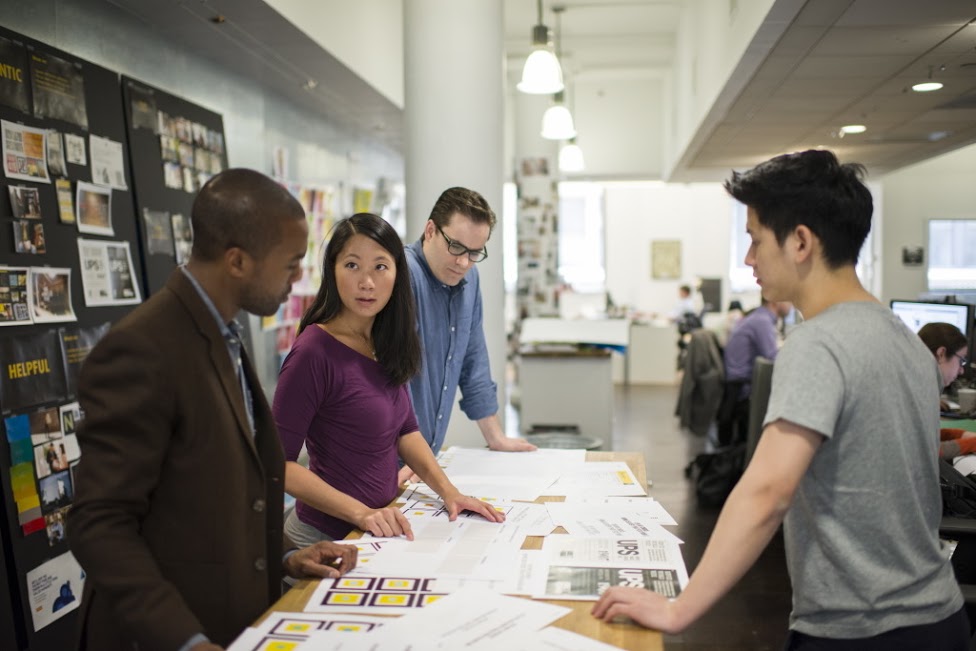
228, 612, 389, 650
545, 462, 647, 498
380, 586, 570, 649
530, 536, 689, 601
545, 502, 681, 543
304, 574, 446, 615
498, 625, 626, 650
25, 550, 85, 631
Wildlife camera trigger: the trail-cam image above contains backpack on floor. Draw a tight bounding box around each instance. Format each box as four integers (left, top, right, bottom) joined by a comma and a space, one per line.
684, 443, 746, 507
939, 458, 976, 518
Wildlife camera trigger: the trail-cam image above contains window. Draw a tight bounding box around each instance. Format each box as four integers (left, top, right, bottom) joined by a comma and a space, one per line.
728, 201, 754, 292
557, 182, 605, 292
929, 219, 976, 290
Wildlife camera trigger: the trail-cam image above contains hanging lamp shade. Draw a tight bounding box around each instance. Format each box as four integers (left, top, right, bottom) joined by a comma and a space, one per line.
517, 8, 564, 94
559, 140, 585, 172
541, 103, 576, 139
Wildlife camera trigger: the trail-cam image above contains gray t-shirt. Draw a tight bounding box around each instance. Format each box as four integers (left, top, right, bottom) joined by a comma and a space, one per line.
764, 301, 962, 638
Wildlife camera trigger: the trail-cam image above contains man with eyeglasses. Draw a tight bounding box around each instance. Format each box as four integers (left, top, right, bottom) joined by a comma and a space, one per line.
399, 187, 535, 483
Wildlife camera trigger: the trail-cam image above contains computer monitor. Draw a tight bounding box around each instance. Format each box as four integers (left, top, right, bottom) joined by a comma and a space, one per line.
890, 300, 975, 356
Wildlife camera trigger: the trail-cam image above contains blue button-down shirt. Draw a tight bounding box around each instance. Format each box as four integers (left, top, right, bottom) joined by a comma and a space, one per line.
180, 267, 254, 434
405, 239, 498, 455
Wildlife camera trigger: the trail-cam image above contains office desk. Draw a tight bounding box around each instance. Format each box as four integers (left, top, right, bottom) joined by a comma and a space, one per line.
261, 450, 663, 651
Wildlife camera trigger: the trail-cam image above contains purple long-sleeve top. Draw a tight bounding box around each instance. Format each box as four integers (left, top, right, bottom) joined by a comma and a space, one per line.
723, 305, 780, 400
273, 325, 418, 539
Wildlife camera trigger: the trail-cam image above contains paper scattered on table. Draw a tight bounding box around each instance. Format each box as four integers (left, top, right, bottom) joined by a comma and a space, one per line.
304, 575, 446, 614
495, 625, 627, 650
530, 536, 689, 601
227, 612, 388, 650
545, 462, 647, 498
545, 502, 682, 543
380, 586, 571, 649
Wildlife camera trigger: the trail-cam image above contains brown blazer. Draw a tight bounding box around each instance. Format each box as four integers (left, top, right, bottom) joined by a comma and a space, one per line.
68, 270, 286, 650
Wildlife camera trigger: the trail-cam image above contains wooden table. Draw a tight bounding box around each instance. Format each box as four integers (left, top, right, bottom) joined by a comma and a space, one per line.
263, 450, 664, 651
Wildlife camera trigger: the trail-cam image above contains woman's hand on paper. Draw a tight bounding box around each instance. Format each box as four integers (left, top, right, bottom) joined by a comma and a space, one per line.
591, 585, 680, 633
358, 506, 415, 540
443, 493, 506, 523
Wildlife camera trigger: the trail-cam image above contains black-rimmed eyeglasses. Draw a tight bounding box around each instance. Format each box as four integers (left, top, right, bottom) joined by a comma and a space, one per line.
956, 352, 969, 367
435, 223, 487, 263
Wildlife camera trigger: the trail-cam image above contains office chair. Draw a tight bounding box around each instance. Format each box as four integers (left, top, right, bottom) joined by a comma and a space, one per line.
745, 356, 774, 464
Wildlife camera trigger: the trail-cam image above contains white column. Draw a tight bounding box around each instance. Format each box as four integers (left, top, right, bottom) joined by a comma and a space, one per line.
404, 0, 506, 447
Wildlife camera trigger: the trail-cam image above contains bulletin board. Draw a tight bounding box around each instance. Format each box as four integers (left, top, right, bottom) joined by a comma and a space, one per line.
0, 25, 142, 651
121, 75, 227, 297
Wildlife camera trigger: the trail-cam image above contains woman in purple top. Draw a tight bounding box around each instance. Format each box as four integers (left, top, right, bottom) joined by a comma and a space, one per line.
273, 213, 503, 545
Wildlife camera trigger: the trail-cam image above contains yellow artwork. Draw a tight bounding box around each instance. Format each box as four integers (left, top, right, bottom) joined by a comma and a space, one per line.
651, 240, 682, 279
376, 594, 409, 606
327, 592, 365, 605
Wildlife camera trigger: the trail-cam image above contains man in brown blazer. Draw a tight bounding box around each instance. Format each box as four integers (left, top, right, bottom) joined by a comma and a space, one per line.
68, 169, 357, 651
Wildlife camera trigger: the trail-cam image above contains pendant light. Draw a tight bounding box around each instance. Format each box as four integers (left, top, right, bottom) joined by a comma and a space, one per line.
559, 138, 585, 172
540, 7, 575, 139
517, 0, 564, 95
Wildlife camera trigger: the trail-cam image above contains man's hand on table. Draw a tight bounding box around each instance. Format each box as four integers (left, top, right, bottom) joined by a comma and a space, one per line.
487, 437, 538, 452
591, 585, 682, 633
284, 540, 358, 579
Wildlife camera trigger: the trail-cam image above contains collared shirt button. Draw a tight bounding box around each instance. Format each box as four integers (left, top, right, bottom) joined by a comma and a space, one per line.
448, 355, 452, 360
451, 326, 455, 332
252, 499, 265, 512
254, 558, 267, 571
438, 414, 443, 420
443, 385, 447, 391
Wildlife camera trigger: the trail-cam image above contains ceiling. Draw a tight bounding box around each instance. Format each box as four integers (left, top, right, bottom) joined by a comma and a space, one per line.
108, 0, 976, 179
504, 0, 976, 178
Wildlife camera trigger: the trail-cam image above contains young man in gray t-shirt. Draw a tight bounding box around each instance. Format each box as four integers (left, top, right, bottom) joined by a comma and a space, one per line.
593, 150, 967, 649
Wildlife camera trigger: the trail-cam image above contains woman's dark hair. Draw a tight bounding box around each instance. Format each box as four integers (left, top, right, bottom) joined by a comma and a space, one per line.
918, 322, 968, 358
298, 213, 421, 385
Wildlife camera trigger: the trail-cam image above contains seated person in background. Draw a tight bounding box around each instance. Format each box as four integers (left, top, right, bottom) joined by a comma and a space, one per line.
670, 284, 697, 323
724, 298, 792, 400
716, 298, 791, 445
273, 213, 503, 547
917, 322, 976, 459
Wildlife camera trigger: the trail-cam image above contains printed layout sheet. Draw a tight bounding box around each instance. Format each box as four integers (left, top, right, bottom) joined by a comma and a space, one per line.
227, 612, 388, 651
545, 499, 682, 543
530, 536, 689, 601
545, 461, 647, 498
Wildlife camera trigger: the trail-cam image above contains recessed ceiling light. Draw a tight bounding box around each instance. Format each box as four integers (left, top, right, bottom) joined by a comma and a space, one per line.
912, 81, 944, 92
840, 124, 866, 134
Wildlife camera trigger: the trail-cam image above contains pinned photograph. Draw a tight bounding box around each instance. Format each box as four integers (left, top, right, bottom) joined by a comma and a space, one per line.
12, 220, 45, 254
38, 468, 73, 513
9, 184, 41, 219
64, 132, 85, 166
55, 178, 74, 224
29, 50, 88, 129
44, 507, 68, 547
2, 119, 50, 183
163, 161, 182, 189
28, 267, 76, 323
34, 440, 69, 479
89, 134, 127, 190
0, 266, 31, 325
46, 129, 66, 177
142, 208, 174, 256
75, 181, 113, 236
127, 81, 157, 132
29, 406, 62, 446
77, 239, 141, 306
171, 213, 193, 264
